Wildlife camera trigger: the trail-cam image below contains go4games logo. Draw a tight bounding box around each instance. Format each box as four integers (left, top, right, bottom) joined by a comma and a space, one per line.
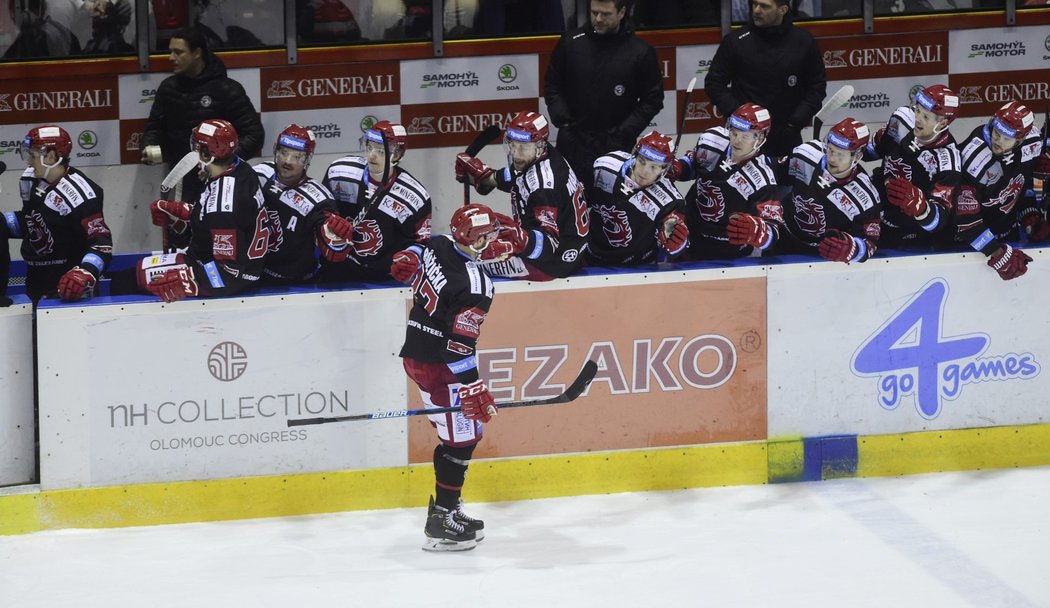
851, 279, 1039, 420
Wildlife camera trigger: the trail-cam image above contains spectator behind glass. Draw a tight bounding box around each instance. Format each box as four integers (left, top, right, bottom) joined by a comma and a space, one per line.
83, 0, 133, 54
297, 0, 361, 45
193, 0, 281, 48
471, 0, 564, 36
4, 0, 82, 58
383, 0, 431, 40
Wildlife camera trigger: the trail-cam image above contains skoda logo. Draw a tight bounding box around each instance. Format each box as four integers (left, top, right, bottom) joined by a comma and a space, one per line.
79, 130, 98, 150
360, 115, 378, 132
498, 64, 517, 83
908, 84, 924, 100
208, 341, 248, 382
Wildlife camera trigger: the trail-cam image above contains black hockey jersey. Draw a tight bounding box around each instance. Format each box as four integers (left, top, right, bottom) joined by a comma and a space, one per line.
588, 151, 685, 265
954, 124, 1043, 255
254, 162, 338, 281
399, 235, 495, 385
873, 106, 961, 246
322, 155, 432, 278
4, 166, 112, 298
186, 158, 268, 296
782, 140, 882, 261
680, 126, 782, 259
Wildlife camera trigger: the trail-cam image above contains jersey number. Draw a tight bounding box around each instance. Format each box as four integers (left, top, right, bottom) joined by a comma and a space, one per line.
247, 209, 270, 260
411, 269, 439, 315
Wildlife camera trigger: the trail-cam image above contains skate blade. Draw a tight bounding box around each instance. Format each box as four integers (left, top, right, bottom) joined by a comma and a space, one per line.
422, 537, 478, 552
474, 529, 485, 542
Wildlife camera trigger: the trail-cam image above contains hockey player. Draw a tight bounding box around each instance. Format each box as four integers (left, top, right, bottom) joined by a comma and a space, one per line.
869, 84, 962, 248
2, 125, 113, 303
454, 110, 590, 280
780, 117, 882, 263
954, 101, 1045, 280
672, 102, 783, 260
587, 130, 689, 265
320, 120, 432, 284
253, 124, 349, 284
112, 119, 269, 302
399, 203, 520, 552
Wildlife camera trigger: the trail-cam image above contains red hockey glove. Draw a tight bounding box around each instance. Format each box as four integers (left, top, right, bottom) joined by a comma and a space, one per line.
455, 153, 495, 189
150, 199, 191, 233
1034, 149, 1050, 182
658, 211, 688, 255
457, 379, 497, 423
1021, 213, 1050, 242
321, 213, 354, 247
480, 212, 529, 261
818, 231, 858, 263
987, 244, 1032, 281
390, 249, 421, 284
147, 267, 200, 303
885, 177, 929, 219
57, 266, 96, 301
726, 212, 770, 248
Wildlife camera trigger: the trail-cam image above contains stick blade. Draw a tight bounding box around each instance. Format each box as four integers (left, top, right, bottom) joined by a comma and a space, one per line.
815, 85, 854, 125
562, 360, 599, 403
161, 151, 200, 193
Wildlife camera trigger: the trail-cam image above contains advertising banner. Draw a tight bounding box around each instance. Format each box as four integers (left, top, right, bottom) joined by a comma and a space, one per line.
399, 54, 539, 106
260, 62, 399, 112
261, 105, 402, 156
768, 250, 1050, 438
0, 305, 35, 486
0, 119, 121, 167
37, 291, 410, 490
0, 75, 119, 125
407, 275, 769, 463
401, 98, 538, 149
950, 69, 1050, 119
948, 25, 1050, 74
118, 72, 169, 121
819, 32, 949, 80
831, 75, 949, 126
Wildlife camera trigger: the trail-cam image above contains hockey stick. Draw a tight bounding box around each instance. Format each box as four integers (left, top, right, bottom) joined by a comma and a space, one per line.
287, 359, 599, 426
674, 76, 697, 153
159, 151, 198, 253
462, 124, 503, 205
812, 84, 855, 140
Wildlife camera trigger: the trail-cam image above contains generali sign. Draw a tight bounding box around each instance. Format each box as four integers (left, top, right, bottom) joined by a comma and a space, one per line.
0, 76, 119, 124
950, 69, 1050, 117
260, 62, 400, 112
819, 32, 949, 80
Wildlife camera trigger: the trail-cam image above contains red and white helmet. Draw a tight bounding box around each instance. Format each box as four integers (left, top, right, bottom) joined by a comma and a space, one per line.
365, 120, 408, 158
826, 118, 870, 152
913, 85, 959, 123
633, 130, 674, 164
21, 124, 73, 160
192, 119, 239, 160
450, 203, 500, 248
727, 103, 772, 134
990, 101, 1035, 140
275, 124, 316, 166
505, 111, 550, 144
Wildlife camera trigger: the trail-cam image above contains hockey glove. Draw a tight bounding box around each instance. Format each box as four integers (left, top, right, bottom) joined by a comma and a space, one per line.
321, 213, 354, 247
987, 245, 1031, 281
480, 213, 529, 262
147, 267, 200, 303
1035, 149, 1050, 182
150, 199, 192, 234
57, 266, 97, 301
455, 153, 495, 190
726, 212, 770, 248
1021, 212, 1050, 242
457, 379, 497, 423
885, 177, 929, 219
390, 249, 421, 284
818, 231, 858, 263
658, 211, 688, 256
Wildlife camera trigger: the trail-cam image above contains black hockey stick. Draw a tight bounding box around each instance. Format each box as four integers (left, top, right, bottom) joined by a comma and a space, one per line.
812, 85, 854, 140
674, 76, 697, 153
287, 360, 599, 426
462, 124, 503, 205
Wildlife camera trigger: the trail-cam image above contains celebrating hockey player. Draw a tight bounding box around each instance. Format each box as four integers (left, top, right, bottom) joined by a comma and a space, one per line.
399, 204, 518, 552
2, 125, 113, 302
672, 102, 783, 259
869, 84, 961, 248
587, 130, 688, 265
780, 117, 882, 263
321, 120, 432, 284
253, 124, 349, 284
454, 110, 590, 280
954, 101, 1045, 280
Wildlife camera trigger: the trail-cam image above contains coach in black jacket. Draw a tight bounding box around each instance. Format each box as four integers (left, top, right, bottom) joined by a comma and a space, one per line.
544, 0, 663, 187
142, 27, 264, 204
705, 0, 826, 158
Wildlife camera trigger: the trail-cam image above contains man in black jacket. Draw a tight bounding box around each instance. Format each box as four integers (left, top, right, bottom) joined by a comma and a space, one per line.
544, 0, 663, 188
705, 0, 826, 158
141, 26, 265, 207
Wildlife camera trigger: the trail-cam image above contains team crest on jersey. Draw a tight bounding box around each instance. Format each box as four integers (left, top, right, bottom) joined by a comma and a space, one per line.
417, 216, 432, 240
212, 230, 236, 260
756, 200, 784, 224
534, 206, 559, 235
352, 219, 384, 256
596, 204, 633, 247
24, 210, 55, 255
265, 209, 285, 252
695, 179, 726, 222
83, 214, 110, 238
883, 158, 912, 181
988, 174, 1024, 213
453, 307, 486, 339
792, 196, 826, 236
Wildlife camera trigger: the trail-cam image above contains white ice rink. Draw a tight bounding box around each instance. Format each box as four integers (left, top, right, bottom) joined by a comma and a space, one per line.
2, 466, 1048, 608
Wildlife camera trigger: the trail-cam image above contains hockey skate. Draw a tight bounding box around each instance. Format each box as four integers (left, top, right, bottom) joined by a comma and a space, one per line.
453, 498, 485, 542
422, 496, 477, 552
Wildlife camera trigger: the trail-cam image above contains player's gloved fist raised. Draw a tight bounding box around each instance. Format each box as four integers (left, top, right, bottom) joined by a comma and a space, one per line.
457, 379, 497, 423
321, 212, 354, 246
818, 230, 858, 263
885, 177, 929, 219
480, 213, 528, 262
146, 267, 199, 303
390, 248, 421, 284
455, 153, 494, 188
57, 266, 96, 301
988, 244, 1032, 281
658, 211, 688, 255
150, 199, 191, 233
726, 212, 770, 248
1021, 213, 1050, 242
